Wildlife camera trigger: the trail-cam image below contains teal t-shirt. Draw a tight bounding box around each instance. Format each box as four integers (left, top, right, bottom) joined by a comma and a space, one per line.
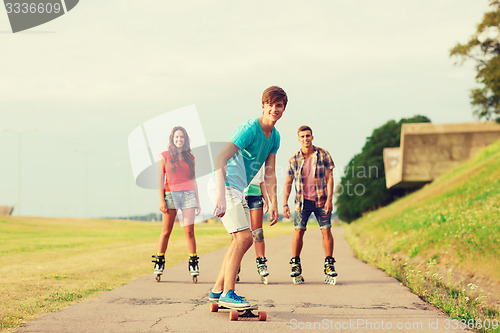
226, 118, 280, 192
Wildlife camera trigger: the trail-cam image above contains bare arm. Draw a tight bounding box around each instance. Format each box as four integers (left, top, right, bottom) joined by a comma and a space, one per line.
324, 168, 334, 215
192, 170, 201, 216
213, 142, 240, 217
259, 181, 269, 214
159, 156, 167, 214
283, 174, 293, 219
264, 153, 278, 226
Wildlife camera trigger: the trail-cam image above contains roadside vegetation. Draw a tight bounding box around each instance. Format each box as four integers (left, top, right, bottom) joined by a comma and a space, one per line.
0, 217, 294, 331
346, 139, 500, 332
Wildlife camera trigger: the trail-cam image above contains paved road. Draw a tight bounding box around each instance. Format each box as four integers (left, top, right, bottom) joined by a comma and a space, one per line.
18, 227, 465, 332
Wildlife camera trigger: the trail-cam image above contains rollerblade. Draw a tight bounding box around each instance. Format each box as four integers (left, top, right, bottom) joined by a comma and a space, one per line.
188, 255, 199, 283
324, 256, 337, 285
256, 257, 269, 285
152, 254, 165, 282
290, 257, 304, 284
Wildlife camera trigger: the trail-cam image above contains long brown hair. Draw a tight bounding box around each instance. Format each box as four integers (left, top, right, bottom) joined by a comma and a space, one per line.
168, 126, 195, 179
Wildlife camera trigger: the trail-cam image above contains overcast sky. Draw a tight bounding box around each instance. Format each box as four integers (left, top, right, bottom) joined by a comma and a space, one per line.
0, 0, 489, 218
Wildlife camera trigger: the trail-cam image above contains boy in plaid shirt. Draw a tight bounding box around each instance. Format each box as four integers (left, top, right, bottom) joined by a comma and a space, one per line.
283, 125, 337, 284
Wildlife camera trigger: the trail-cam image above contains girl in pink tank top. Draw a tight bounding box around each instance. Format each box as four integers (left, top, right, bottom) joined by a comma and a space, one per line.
152, 126, 201, 283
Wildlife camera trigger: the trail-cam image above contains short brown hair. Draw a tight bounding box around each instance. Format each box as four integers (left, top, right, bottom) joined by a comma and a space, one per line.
262, 86, 288, 107
297, 125, 312, 136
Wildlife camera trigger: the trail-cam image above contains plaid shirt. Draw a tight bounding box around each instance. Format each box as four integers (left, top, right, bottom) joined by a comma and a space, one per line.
286, 146, 335, 211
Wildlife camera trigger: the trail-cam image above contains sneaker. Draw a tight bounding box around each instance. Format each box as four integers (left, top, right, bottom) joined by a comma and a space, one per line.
208, 290, 222, 301
209, 289, 246, 301
218, 290, 249, 308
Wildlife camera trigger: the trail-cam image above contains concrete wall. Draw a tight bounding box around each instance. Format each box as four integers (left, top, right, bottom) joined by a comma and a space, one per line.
384, 122, 500, 189
0, 206, 14, 216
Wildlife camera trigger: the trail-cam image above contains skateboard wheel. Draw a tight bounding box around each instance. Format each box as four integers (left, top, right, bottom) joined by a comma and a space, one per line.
229, 310, 239, 321
258, 311, 267, 321
210, 303, 218, 312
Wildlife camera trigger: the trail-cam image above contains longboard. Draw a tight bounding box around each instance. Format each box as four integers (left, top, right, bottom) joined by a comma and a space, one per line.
210, 302, 267, 321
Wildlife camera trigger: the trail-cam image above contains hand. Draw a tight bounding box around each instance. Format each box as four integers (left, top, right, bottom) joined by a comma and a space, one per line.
325, 201, 333, 215
159, 200, 168, 214
196, 203, 201, 216
283, 205, 290, 219
213, 196, 226, 218
263, 198, 269, 214
269, 205, 278, 226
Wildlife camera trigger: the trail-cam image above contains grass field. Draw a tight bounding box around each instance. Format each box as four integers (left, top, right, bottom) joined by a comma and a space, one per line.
0, 216, 295, 331
346, 139, 500, 332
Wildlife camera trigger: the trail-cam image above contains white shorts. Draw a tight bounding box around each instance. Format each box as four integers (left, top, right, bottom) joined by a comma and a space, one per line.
207, 178, 250, 234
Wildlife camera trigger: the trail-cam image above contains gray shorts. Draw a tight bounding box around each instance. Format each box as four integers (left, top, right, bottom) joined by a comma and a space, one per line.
220, 195, 251, 234
207, 179, 251, 234
164, 190, 198, 210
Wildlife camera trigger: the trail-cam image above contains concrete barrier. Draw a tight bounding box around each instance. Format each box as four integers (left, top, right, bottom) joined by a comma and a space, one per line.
384, 122, 500, 189
0, 206, 14, 216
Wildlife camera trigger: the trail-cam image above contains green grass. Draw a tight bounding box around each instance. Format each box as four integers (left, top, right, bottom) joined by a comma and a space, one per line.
0, 216, 295, 331
346, 139, 500, 332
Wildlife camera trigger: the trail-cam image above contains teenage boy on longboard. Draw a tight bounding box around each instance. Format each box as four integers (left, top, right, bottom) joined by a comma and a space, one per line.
208, 86, 287, 307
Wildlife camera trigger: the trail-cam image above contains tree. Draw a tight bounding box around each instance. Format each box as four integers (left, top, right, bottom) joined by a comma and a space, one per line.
336, 115, 431, 223
450, 0, 500, 123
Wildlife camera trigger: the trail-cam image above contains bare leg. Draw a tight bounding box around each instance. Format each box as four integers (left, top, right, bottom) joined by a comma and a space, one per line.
223, 229, 253, 292
212, 238, 235, 292
181, 208, 196, 254
157, 209, 177, 253
321, 228, 334, 257
212, 229, 253, 293
292, 229, 305, 257
250, 209, 265, 257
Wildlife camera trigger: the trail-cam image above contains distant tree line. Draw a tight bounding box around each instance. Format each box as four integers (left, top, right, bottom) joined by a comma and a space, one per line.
335, 115, 431, 222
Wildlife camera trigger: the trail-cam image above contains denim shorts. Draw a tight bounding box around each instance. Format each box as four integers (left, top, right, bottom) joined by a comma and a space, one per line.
245, 195, 264, 211
164, 190, 198, 210
294, 199, 332, 230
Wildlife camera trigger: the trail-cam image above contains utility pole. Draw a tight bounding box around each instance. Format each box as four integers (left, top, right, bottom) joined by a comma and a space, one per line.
3, 128, 38, 216
74, 149, 99, 219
